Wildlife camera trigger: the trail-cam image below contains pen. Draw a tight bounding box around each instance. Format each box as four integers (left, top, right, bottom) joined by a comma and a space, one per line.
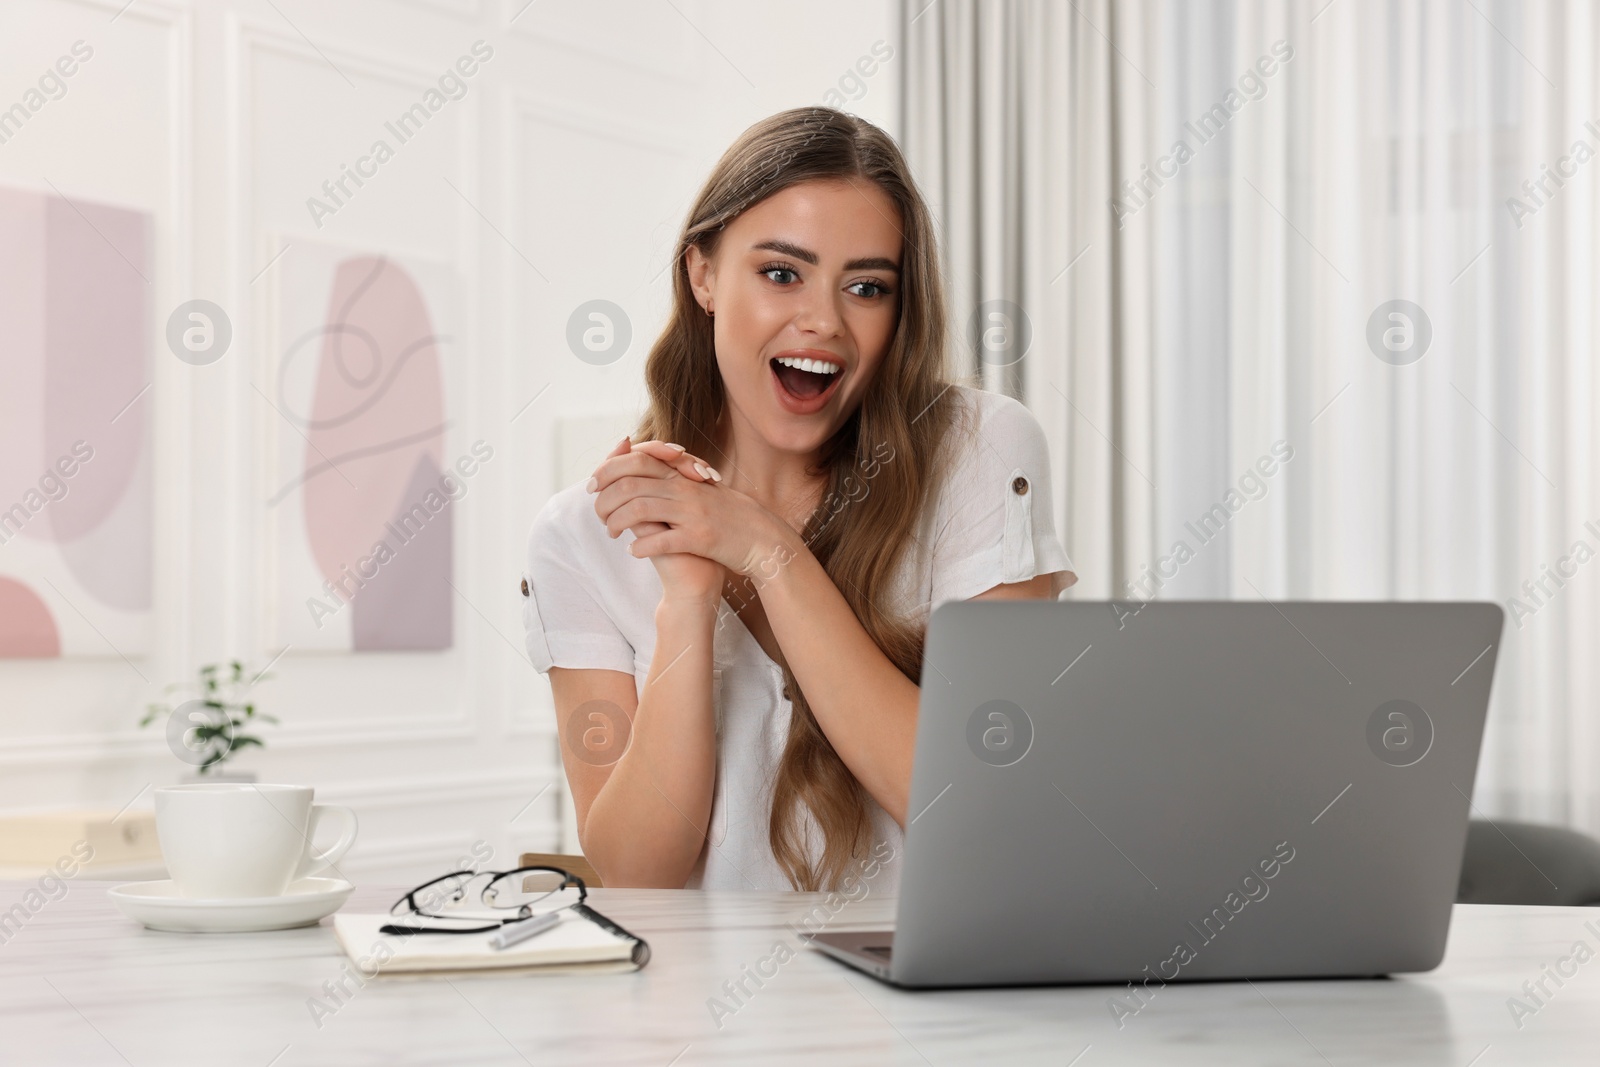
488, 910, 563, 951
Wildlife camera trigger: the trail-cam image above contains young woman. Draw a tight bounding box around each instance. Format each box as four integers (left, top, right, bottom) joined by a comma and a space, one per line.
521, 106, 1075, 894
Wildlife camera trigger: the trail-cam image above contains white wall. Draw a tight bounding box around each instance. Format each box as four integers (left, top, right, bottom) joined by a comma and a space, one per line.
0, 0, 898, 885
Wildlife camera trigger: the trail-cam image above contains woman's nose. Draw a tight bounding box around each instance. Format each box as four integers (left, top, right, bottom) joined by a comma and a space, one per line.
792, 287, 845, 338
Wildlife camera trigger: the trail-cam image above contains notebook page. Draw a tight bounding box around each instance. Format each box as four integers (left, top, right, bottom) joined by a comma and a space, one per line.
334, 910, 636, 974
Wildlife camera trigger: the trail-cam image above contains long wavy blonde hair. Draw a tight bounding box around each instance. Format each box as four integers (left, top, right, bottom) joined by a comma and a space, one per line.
634, 106, 965, 891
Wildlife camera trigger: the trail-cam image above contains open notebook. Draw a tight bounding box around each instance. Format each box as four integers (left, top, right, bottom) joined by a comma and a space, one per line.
333, 904, 650, 976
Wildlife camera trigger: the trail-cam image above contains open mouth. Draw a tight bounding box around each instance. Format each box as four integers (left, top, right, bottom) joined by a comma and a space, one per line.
769, 355, 843, 404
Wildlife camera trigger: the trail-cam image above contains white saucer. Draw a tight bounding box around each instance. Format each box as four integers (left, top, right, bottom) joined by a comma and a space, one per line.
108, 877, 355, 933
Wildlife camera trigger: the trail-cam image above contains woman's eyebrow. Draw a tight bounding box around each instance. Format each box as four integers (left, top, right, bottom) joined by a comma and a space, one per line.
751, 238, 900, 273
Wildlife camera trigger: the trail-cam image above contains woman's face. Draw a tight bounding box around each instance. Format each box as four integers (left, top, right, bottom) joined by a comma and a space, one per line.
687, 177, 903, 458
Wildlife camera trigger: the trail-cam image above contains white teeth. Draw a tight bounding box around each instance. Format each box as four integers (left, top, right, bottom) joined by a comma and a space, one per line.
774, 356, 840, 375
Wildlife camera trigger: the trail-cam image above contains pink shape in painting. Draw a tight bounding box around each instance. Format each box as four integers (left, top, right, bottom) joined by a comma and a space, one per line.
0, 577, 60, 658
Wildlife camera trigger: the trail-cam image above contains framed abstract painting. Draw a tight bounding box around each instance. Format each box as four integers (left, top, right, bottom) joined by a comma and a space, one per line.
0, 185, 153, 660
263, 238, 463, 655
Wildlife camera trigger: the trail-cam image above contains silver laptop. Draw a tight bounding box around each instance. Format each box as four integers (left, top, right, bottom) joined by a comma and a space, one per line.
806, 600, 1504, 988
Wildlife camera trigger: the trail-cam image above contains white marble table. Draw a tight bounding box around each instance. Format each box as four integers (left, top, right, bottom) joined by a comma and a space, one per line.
1, 880, 1596, 1065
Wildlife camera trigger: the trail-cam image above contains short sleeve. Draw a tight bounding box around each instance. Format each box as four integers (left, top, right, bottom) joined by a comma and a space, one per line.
521, 494, 636, 676
928, 391, 1078, 604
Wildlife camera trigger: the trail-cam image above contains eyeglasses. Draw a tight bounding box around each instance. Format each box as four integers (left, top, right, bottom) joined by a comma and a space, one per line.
380, 865, 588, 935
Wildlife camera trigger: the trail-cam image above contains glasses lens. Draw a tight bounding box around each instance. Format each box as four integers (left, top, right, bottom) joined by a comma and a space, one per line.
482, 868, 570, 911
398, 870, 483, 917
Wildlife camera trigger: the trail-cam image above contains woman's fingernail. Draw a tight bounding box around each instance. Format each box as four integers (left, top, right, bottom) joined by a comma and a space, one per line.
707, 466, 722, 482
693, 462, 710, 480
586, 476, 598, 493
666, 442, 685, 452
619, 435, 632, 449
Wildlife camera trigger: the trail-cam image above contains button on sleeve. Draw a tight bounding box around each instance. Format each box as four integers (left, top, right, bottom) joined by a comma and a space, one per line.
930, 392, 1077, 604
522, 497, 636, 676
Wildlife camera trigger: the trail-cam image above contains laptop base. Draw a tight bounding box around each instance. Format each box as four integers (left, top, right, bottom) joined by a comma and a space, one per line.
804, 930, 897, 983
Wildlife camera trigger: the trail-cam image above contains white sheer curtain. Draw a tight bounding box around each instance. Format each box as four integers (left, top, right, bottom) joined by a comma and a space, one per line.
900, 0, 1600, 832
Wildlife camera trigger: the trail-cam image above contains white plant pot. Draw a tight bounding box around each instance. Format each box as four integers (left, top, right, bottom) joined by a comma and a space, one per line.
179, 769, 259, 784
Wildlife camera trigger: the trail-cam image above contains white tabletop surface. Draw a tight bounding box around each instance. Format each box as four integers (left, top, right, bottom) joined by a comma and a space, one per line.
1, 879, 1596, 1065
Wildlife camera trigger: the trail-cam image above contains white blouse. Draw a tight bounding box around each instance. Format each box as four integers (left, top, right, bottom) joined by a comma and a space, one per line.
520, 383, 1076, 893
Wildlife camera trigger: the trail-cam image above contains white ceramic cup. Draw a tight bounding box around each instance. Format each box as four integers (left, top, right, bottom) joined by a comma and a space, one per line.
154, 783, 358, 899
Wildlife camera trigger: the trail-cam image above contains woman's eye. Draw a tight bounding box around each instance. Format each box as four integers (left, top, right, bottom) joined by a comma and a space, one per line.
848, 280, 890, 298
760, 266, 798, 285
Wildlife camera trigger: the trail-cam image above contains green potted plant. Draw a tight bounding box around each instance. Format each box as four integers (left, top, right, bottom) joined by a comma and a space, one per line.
141, 660, 280, 782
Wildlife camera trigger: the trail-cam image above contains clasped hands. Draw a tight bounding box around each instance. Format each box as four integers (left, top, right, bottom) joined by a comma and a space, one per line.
587, 436, 799, 604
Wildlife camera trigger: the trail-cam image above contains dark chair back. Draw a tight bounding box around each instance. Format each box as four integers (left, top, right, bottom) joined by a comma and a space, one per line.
1457, 819, 1600, 906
